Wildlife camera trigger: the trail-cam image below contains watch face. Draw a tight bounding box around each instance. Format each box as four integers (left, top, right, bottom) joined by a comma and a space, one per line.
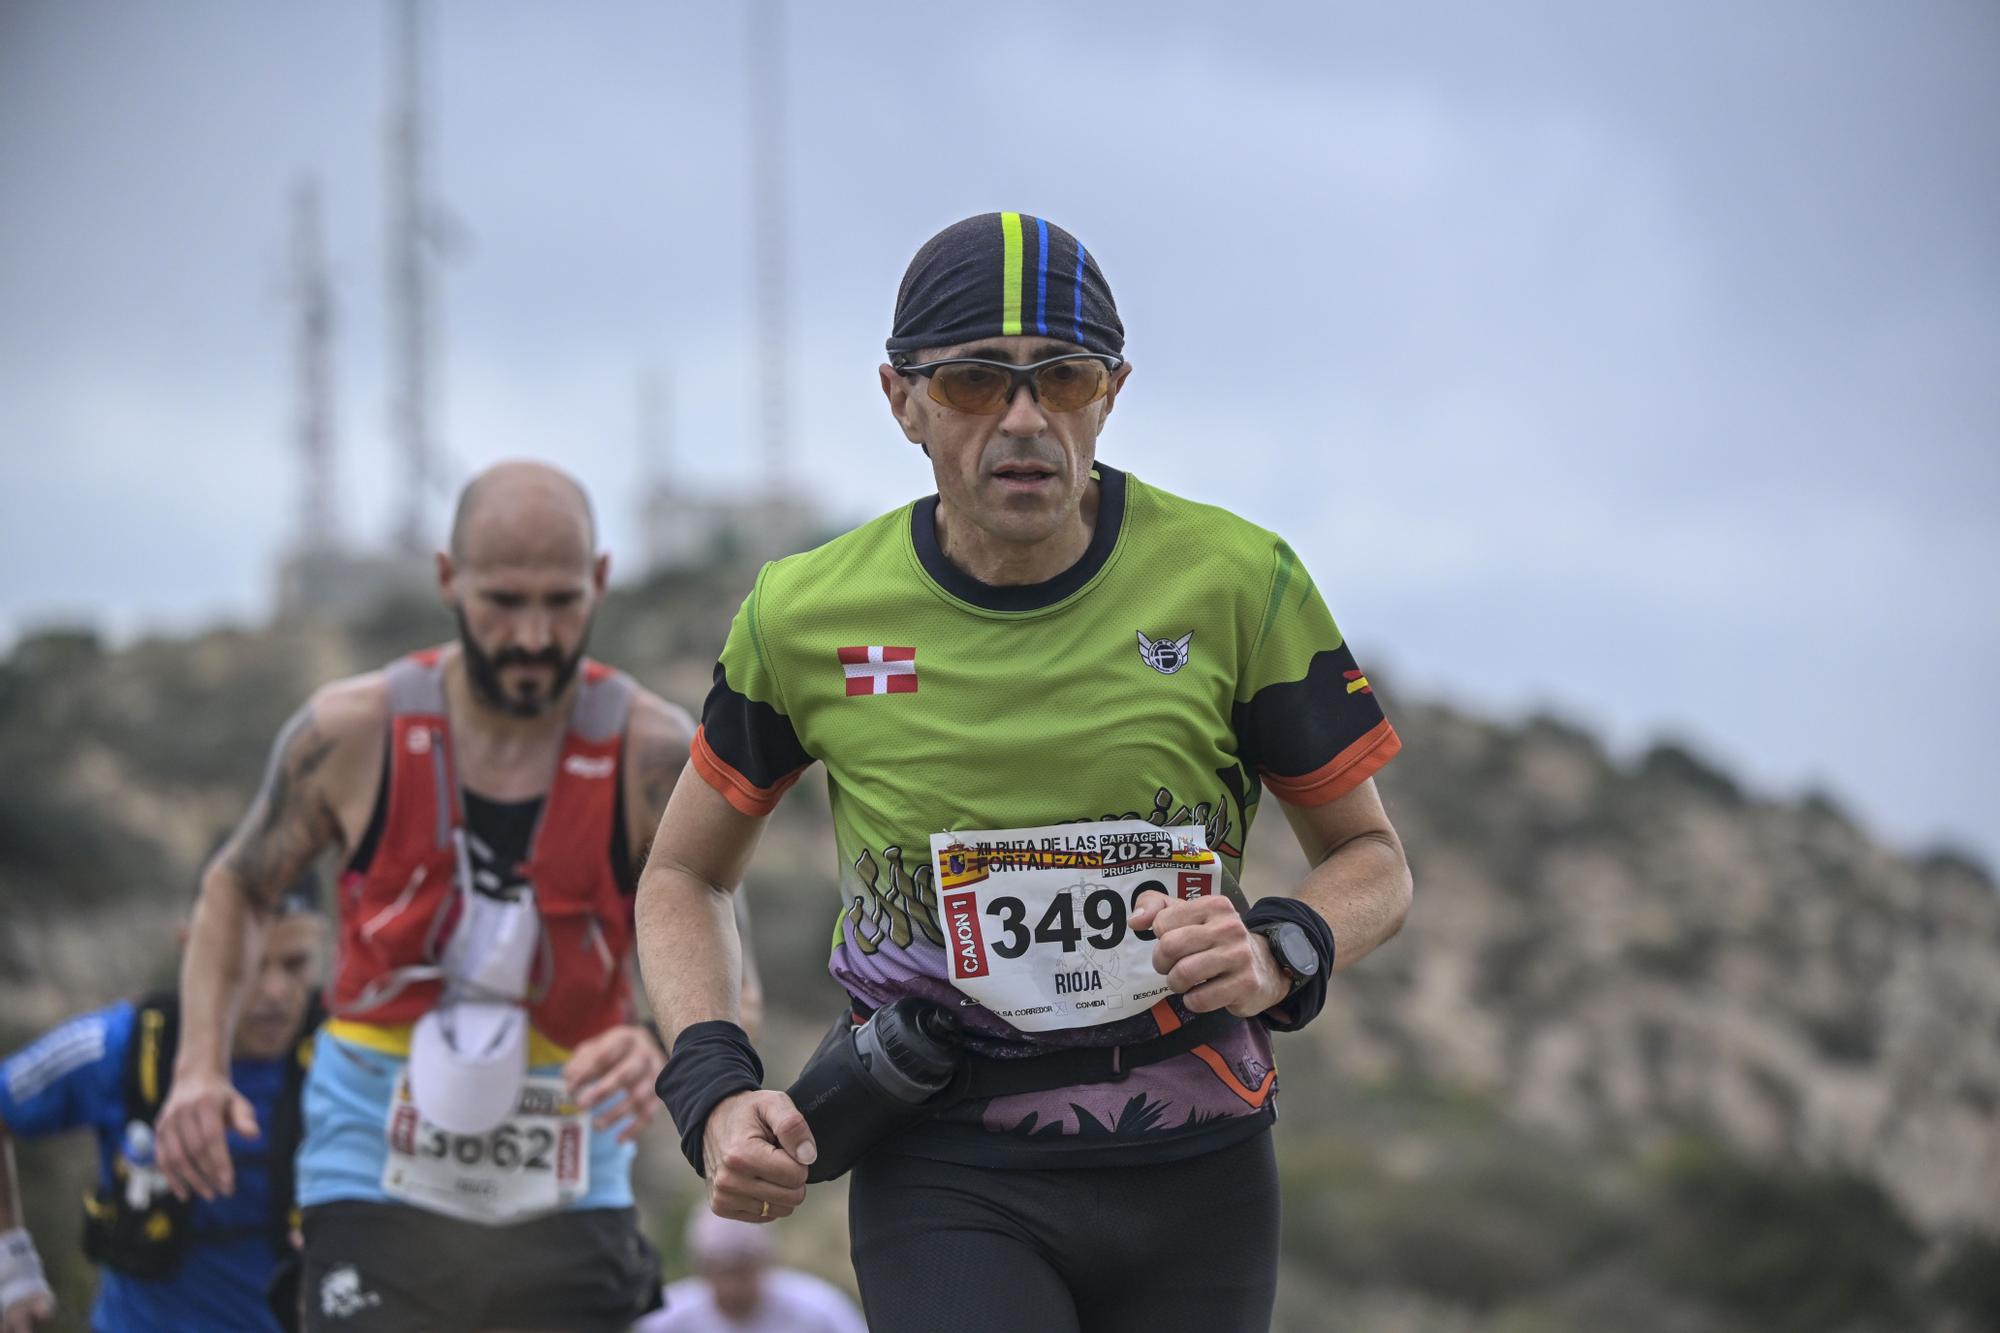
1276, 923, 1318, 976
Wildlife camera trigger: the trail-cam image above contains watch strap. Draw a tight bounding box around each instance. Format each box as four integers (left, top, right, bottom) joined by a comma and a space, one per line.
1241, 898, 1335, 1032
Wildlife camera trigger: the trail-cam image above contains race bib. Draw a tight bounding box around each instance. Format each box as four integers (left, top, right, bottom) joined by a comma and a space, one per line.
381, 1071, 589, 1224
930, 821, 1218, 1033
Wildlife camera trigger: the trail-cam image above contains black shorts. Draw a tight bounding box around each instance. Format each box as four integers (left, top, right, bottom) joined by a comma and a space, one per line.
299, 1201, 661, 1333
849, 1129, 1279, 1333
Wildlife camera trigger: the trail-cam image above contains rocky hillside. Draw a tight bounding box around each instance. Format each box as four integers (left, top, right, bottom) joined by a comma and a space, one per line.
2, 570, 1995, 1333
1314, 702, 2000, 1236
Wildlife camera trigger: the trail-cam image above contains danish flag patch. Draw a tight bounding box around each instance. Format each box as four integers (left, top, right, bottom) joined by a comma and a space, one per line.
838, 646, 918, 696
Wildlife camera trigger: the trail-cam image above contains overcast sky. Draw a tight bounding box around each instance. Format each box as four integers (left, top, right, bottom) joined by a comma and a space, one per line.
2, 0, 1995, 869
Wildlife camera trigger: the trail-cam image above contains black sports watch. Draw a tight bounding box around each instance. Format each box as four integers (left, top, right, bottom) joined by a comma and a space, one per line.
1249, 919, 1321, 996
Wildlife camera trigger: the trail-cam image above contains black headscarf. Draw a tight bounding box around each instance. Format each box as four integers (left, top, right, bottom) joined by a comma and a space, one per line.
887, 212, 1124, 360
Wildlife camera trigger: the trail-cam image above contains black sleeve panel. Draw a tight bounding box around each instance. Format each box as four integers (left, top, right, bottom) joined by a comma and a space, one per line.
1232, 645, 1398, 805
696, 660, 814, 793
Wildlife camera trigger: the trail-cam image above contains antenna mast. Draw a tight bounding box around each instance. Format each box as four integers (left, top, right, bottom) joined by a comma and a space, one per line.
749, 0, 789, 491
638, 369, 675, 573
640, 369, 671, 482
388, 0, 438, 554
292, 179, 337, 553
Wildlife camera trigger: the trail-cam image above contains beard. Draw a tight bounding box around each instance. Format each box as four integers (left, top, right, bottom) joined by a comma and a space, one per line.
455, 608, 590, 718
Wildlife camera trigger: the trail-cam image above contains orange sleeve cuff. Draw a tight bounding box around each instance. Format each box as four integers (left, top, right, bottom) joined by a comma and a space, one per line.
689, 726, 803, 818
1260, 718, 1402, 808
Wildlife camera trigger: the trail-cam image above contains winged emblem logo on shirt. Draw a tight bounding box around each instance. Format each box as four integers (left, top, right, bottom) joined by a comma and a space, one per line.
1136, 630, 1193, 675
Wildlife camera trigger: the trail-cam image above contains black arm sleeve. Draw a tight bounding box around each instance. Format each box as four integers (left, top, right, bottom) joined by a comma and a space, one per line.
1242, 897, 1335, 1032
654, 1021, 765, 1176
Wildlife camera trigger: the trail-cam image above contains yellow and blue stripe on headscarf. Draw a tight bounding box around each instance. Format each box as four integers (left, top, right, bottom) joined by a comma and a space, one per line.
887, 211, 1124, 360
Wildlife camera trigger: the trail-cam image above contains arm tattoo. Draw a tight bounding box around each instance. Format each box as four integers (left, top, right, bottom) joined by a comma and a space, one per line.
224, 704, 339, 908
629, 722, 689, 874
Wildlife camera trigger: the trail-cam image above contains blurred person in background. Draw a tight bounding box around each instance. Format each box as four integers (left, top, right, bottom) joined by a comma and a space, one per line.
0, 873, 324, 1333
642, 213, 1412, 1331
155, 461, 756, 1333
631, 1205, 863, 1333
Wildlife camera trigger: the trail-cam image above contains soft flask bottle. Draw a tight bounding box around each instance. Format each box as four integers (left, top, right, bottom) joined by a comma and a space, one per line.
785, 997, 962, 1183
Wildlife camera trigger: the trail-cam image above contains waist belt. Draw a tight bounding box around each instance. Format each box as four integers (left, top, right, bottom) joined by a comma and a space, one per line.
952, 1009, 1238, 1101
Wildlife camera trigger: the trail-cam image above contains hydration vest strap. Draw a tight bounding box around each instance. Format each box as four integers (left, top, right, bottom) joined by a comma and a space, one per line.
124, 993, 181, 1123
263, 993, 322, 1255
86, 992, 325, 1273
570, 668, 635, 744
385, 652, 449, 715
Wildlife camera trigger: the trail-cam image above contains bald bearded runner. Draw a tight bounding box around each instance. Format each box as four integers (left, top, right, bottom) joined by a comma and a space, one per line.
158, 463, 753, 1333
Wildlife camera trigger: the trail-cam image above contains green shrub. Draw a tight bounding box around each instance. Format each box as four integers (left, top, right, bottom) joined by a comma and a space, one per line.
1640, 1139, 1920, 1331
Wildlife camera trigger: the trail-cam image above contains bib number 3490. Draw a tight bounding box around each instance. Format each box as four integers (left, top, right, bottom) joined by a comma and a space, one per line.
932, 821, 1219, 1034
983, 872, 1209, 958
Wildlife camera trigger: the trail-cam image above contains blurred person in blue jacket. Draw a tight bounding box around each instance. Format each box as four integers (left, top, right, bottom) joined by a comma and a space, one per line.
0, 874, 324, 1332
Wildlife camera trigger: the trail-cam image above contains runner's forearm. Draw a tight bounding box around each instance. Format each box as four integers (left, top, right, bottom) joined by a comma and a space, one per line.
1291, 829, 1411, 971
175, 865, 269, 1077
634, 862, 746, 1050
733, 893, 765, 1042
0, 1123, 23, 1232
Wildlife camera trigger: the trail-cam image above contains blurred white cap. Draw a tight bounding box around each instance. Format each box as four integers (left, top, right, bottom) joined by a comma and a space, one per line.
408, 1000, 528, 1135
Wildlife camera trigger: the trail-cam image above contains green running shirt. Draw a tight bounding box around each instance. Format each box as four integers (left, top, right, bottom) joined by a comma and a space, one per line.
692, 464, 1400, 1165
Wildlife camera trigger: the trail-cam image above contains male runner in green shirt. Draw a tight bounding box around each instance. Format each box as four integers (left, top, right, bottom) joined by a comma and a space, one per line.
639, 212, 1412, 1332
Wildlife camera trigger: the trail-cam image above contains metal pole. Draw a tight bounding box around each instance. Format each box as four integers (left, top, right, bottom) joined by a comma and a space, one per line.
292, 179, 337, 553
388, 0, 433, 555
749, 0, 788, 494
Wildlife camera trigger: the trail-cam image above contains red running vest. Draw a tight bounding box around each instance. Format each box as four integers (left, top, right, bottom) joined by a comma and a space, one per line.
330, 648, 637, 1050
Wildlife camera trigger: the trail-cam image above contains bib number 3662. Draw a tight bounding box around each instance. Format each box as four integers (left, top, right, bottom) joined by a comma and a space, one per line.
382, 1072, 587, 1224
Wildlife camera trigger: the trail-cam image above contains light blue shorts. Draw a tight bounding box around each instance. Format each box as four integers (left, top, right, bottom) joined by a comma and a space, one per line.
297, 1027, 636, 1212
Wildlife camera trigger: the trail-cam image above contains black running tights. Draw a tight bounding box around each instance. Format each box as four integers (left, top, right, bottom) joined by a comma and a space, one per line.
849, 1130, 1279, 1333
